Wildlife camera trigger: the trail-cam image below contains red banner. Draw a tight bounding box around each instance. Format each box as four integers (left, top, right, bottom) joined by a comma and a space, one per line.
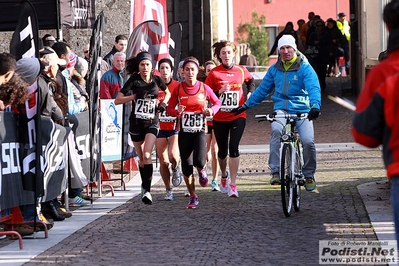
130, 0, 169, 61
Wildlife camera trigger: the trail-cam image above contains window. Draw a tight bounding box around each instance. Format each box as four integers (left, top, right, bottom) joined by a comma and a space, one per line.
263, 24, 279, 56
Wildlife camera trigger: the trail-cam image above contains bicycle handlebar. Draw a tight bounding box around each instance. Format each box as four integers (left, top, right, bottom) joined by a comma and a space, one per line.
255, 112, 308, 122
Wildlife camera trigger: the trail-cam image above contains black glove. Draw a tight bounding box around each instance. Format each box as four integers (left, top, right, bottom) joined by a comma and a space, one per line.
231, 103, 248, 116
158, 102, 167, 112
308, 108, 320, 120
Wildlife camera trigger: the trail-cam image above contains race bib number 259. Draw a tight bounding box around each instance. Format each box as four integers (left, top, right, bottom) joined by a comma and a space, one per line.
135, 99, 156, 120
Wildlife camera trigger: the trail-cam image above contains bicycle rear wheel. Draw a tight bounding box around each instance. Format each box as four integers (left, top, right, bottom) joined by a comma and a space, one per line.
293, 140, 303, 211
280, 143, 293, 217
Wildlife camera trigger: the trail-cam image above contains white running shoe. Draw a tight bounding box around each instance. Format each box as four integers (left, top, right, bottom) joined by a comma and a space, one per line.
164, 189, 174, 201
172, 166, 182, 187
220, 170, 230, 194
142, 191, 153, 205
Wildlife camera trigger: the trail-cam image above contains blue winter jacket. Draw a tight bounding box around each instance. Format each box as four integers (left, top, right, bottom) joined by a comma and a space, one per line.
245, 53, 321, 113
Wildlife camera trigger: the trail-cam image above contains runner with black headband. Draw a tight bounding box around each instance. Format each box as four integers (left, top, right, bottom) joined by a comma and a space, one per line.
156, 58, 182, 201
115, 51, 170, 205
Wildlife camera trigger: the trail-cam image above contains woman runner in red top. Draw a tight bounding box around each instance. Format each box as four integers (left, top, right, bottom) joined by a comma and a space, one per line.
203, 60, 220, 191
156, 58, 182, 201
205, 40, 255, 197
115, 51, 170, 205
167, 56, 221, 209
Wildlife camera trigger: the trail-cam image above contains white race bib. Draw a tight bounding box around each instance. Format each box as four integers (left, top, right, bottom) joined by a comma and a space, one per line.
181, 112, 204, 133
135, 98, 156, 120
159, 110, 176, 122
220, 90, 239, 112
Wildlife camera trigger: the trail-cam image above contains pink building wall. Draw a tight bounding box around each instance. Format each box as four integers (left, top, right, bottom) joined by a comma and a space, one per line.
232, 0, 350, 66
233, 0, 350, 34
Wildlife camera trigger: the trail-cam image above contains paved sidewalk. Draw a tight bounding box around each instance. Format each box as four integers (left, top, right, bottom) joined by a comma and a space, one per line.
0, 143, 392, 266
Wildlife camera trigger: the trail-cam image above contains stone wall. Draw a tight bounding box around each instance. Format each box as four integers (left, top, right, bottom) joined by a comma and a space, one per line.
0, 0, 130, 58
0, 0, 212, 64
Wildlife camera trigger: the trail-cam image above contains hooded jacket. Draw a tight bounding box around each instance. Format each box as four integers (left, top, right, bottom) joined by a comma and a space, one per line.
245, 52, 321, 113
352, 28, 399, 178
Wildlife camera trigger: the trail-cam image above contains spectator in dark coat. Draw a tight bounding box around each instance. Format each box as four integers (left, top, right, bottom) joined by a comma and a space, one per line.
307, 19, 332, 92
268, 22, 298, 56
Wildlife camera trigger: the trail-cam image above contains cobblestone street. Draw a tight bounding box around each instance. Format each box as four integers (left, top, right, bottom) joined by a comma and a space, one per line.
15, 150, 385, 266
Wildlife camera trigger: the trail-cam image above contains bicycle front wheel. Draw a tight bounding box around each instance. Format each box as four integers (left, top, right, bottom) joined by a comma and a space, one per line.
293, 143, 302, 211
280, 143, 294, 217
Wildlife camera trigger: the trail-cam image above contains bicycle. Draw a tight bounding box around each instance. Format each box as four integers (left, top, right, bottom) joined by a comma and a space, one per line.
255, 112, 308, 217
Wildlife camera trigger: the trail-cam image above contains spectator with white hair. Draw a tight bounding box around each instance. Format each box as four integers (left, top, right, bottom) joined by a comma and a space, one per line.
100, 52, 126, 99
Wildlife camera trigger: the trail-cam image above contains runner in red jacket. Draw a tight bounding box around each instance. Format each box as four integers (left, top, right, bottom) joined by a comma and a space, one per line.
352, 0, 399, 253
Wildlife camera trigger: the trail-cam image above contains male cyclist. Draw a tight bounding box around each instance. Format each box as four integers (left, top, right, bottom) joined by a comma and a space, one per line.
233, 35, 321, 191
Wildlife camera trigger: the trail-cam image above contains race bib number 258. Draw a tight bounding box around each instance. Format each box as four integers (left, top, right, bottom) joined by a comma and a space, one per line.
220, 91, 239, 111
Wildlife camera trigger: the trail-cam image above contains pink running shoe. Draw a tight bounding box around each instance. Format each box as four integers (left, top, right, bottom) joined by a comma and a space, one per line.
198, 167, 208, 187
228, 184, 239, 198
187, 196, 199, 209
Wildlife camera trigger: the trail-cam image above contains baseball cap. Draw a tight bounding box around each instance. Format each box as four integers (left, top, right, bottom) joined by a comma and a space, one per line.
39, 47, 55, 57
41, 48, 67, 67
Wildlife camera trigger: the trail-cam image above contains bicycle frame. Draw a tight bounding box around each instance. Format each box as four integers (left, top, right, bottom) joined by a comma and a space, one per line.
279, 115, 305, 186
255, 112, 307, 217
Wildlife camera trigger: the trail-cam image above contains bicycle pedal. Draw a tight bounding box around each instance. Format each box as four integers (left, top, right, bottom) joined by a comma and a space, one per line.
298, 179, 306, 186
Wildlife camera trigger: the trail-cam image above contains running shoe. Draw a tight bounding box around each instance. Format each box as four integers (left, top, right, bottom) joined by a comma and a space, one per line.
305, 177, 316, 191
172, 165, 182, 187
211, 179, 220, 191
184, 190, 190, 197
142, 191, 153, 204
228, 184, 239, 198
270, 173, 280, 185
164, 188, 174, 201
198, 167, 208, 187
186, 196, 199, 209
220, 170, 230, 194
